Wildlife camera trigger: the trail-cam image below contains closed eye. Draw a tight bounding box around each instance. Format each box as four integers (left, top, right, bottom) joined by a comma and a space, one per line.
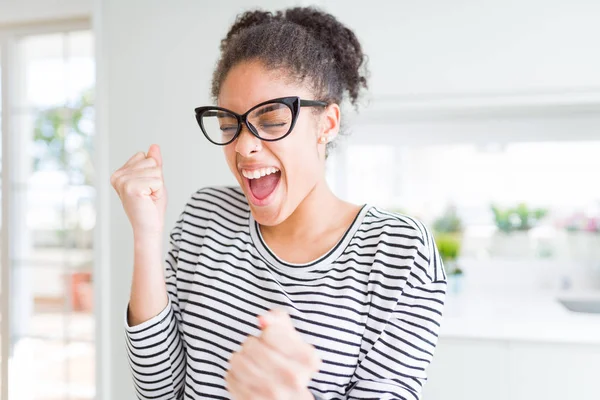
260, 122, 287, 128
220, 126, 238, 136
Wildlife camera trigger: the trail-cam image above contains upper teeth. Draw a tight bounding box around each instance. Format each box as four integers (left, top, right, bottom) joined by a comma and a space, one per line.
242, 167, 280, 179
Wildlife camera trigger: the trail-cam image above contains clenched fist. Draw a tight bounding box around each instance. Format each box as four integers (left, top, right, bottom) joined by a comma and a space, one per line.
226, 310, 321, 400
110, 144, 167, 235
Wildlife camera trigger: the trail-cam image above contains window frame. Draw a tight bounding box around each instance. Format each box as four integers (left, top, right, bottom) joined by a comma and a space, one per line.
0, 17, 92, 400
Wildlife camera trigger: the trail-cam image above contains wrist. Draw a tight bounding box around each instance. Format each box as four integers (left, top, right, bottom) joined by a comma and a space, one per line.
298, 388, 315, 400
133, 231, 164, 265
133, 229, 163, 245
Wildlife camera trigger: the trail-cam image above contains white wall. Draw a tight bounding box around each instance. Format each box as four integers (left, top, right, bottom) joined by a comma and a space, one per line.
94, 1, 600, 398
322, 0, 600, 100
94, 0, 309, 398
0, 0, 90, 25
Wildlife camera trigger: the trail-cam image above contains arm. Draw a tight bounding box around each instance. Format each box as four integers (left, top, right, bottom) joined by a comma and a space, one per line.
125, 215, 187, 400
346, 227, 447, 400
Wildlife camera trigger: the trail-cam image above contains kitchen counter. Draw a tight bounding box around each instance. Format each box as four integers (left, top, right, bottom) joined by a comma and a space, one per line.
439, 290, 600, 344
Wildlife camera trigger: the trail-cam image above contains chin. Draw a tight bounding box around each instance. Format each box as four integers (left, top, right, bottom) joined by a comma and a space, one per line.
246, 191, 290, 226
250, 207, 287, 227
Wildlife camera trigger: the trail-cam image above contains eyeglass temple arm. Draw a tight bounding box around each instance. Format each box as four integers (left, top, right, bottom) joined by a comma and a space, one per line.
300, 100, 328, 107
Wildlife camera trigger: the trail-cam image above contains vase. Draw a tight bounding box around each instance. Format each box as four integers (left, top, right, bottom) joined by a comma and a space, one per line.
489, 231, 533, 259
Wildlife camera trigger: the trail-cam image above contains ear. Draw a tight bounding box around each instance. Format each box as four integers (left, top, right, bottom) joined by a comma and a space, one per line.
318, 103, 341, 144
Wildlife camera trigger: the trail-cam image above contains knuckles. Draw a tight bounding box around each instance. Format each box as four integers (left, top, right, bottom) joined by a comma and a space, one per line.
110, 165, 163, 197
281, 365, 304, 391
261, 385, 283, 400
227, 335, 317, 400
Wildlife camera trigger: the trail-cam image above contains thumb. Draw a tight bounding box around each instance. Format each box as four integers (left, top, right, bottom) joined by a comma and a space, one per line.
258, 309, 291, 330
259, 310, 317, 366
147, 144, 163, 167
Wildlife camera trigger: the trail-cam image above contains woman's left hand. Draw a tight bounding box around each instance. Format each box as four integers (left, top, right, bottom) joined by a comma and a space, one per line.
225, 309, 321, 400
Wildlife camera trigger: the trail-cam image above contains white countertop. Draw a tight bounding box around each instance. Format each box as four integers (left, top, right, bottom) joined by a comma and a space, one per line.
439, 290, 600, 345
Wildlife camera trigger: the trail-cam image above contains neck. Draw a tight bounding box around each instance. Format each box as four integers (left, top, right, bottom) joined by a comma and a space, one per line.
261, 179, 347, 241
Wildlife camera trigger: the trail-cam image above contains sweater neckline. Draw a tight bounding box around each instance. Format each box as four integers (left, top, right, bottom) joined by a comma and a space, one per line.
249, 204, 371, 274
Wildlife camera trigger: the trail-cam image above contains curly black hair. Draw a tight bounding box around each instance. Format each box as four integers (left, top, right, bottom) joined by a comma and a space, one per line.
211, 7, 369, 110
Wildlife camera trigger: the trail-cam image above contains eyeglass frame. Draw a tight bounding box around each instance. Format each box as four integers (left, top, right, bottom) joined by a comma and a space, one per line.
194, 96, 328, 146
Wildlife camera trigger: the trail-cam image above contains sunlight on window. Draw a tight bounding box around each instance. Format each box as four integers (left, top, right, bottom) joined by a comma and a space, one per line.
19, 33, 94, 109
6, 30, 96, 400
343, 141, 600, 267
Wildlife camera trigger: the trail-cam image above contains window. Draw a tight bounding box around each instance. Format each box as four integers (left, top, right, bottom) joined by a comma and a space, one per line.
330, 116, 600, 292
1, 26, 95, 400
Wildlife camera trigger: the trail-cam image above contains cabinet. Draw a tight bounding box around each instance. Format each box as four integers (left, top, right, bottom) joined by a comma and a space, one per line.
423, 339, 510, 400
424, 338, 600, 400
508, 342, 600, 400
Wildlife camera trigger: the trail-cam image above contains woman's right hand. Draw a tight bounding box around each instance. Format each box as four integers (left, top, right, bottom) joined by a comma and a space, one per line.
110, 144, 168, 236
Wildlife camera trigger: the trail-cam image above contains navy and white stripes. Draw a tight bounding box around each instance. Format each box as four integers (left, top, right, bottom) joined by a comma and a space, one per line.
125, 186, 446, 400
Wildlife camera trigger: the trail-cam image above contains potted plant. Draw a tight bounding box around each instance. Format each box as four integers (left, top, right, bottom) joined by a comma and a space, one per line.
436, 233, 464, 294
563, 211, 600, 263
433, 204, 462, 235
433, 205, 464, 294
490, 203, 548, 258
69, 266, 94, 312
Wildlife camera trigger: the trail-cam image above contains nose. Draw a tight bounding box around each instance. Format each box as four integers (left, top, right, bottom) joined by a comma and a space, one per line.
234, 125, 262, 157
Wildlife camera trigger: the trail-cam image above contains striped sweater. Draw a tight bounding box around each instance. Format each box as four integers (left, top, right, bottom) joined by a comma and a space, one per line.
125, 186, 446, 400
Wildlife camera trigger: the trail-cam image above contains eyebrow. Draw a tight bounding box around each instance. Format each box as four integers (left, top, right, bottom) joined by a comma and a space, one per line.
203, 99, 284, 118
250, 104, 284, 118
202, 102, 286, 119
203, 111, 235, 119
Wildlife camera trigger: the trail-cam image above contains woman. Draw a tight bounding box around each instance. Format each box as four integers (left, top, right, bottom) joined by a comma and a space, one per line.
111, 6, 446, 400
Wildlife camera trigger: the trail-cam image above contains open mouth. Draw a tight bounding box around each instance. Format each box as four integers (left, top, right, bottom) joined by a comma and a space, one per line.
242, 167, 281, 202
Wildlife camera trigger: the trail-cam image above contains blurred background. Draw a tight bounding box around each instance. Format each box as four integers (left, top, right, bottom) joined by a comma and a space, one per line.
0, 0, 599, 399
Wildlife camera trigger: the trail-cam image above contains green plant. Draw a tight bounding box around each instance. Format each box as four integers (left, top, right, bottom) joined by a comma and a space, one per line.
447, 265, 464, 276
432, 206, 464, 276
433, 205, 462, 234
491, 203, 548, 233
435, 233, 461, 261
33, 88, 95, 185
434, 233, 463, 276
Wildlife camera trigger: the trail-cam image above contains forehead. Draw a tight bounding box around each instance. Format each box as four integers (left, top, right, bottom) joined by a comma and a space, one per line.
218, 61, 314, 113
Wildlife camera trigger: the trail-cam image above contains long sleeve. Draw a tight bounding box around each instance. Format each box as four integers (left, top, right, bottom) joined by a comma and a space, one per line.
125, 215, 187, 400
346, 226, 447, 400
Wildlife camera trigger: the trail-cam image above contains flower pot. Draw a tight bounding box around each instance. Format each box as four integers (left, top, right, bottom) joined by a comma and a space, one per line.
69, 271, 93, 313
447, 273, 464, 295
567, 232, 600, 263
489, 231, 533, 259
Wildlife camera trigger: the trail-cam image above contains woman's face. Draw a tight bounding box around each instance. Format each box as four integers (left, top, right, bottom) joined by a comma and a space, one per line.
219, 61, 339, 226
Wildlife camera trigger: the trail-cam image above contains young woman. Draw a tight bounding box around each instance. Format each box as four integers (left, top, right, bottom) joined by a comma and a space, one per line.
111, 6, 446, 400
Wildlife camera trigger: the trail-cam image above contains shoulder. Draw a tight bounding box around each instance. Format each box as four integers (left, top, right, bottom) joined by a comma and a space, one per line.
362, 206, 445, 283
362, 206, 431, 246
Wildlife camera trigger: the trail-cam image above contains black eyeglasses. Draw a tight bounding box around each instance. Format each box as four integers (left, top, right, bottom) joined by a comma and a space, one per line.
194, 96, 327, 146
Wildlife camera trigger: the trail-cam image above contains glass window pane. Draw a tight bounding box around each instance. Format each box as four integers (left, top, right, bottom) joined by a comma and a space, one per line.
9, 339, 94, 399
10, 266, 66, 340
68, 302, 94, 342
7, 29, 95, 400
66, 31, 95, 106
66, 341, 95, 399
343, 141, 600, 275
17, 34, 67, 109
346, 144, 397, 208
